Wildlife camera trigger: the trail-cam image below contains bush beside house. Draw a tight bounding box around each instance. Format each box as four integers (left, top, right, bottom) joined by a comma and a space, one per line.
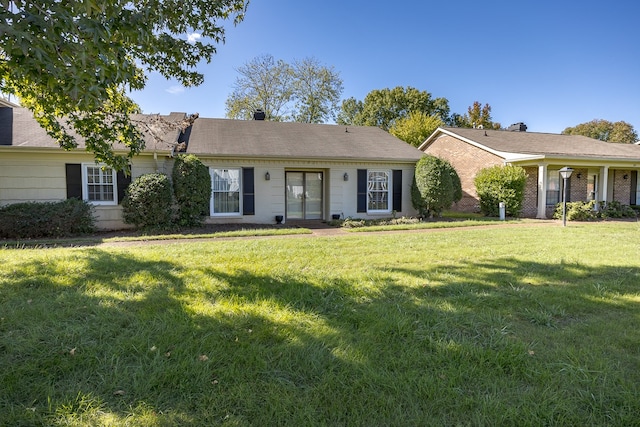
172, 154, 212, 227
122, 173, 175, 229
474, 165, 527, 217
411, 155, 462, 218
0, 199, 95, 239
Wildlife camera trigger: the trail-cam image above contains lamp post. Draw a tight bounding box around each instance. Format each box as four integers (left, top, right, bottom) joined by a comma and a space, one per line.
559, 167, 573, 227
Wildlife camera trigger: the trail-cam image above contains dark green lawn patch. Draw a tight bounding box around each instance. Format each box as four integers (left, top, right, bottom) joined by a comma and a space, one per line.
1, 222, 639, 425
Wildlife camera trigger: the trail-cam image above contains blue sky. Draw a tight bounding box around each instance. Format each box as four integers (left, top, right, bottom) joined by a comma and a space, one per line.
131, 0, 640, 135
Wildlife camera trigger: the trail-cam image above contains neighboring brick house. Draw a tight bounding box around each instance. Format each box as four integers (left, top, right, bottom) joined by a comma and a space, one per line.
419, 126, 640, 218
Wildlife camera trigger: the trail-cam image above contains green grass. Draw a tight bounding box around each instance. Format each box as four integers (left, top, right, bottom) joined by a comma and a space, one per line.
1, 222, 639, 425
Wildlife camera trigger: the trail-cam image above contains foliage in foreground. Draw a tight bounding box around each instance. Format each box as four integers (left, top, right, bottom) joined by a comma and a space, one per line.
1, 1, 248, 169
1, 223, 639, 425
474, 164, 527, 217
0, 199, 95, 238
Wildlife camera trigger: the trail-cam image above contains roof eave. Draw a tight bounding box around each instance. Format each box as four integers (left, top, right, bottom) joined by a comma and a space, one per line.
419, 127, 512, 158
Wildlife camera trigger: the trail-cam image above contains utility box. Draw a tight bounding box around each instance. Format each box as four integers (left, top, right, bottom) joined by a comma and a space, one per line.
499, 202, 506, 220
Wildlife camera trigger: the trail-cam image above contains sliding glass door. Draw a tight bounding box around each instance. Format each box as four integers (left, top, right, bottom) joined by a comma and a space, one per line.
286, 172, 323, 220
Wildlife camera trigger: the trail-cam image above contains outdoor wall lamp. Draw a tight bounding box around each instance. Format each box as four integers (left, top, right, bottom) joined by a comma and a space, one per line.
559, 167, 573, 227
265, 171, 270, 181
343, 172, 349, 181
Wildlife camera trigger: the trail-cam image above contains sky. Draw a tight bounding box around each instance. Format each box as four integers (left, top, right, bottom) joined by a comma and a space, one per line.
130, 0, 640, 135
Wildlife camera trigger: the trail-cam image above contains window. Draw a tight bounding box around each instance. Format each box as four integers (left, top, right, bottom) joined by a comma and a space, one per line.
546, 170, 560, 205
367, 170, 390, 212
83, 164, 117, 205
66, 163, 129, 205
211, 168, 241, 215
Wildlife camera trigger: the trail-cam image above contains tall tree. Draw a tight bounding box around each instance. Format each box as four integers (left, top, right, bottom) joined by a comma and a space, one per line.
562, 119, 638, 143
389, 112, 443, 147
291, 57, 343, 123
1, 0, 248, 170
455, 101, 501, 129
337, 86, 450, 131
225, 55, 343, 123
336, 97, 363, 126
225, 54, 294, 121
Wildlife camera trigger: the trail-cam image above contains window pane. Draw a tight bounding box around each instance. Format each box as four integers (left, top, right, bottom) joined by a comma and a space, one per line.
367, 171, 389, 211
212, 168, 241, 214
86, 166, 115, 202
547, 171, 560, 205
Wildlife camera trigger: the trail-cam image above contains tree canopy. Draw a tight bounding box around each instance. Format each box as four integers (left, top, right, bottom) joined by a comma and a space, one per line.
451, 101, 501, 130
389, 112, 443, 147
337, 86, 450, 131
562, 119, 638, 143
1, 0, 248, 169
225, 54, 343, 123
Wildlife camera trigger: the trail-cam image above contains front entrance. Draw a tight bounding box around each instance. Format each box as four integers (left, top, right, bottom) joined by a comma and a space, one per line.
286, 171, 323, 220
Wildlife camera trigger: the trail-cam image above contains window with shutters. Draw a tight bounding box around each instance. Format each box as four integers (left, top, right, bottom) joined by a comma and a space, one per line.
367, 170, 390, 212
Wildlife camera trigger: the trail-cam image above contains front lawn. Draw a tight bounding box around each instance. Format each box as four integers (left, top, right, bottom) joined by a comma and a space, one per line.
1, 222, 639, 425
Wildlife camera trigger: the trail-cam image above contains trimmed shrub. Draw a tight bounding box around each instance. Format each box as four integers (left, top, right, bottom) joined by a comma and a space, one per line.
601, 200, 637, 219
122, 173, 174, 229
0, 199, 95, 239
172, 154, 212, 227
554, 200, 637, 221
553, 200, 599, 221
412, 155, 461, 218
474, 165, 527, 217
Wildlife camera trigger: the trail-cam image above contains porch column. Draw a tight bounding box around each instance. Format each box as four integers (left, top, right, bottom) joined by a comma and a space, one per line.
537, 164, 547, 218
600, 165, 609, 204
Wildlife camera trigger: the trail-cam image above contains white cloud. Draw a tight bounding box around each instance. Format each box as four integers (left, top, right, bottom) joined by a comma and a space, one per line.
187, 33, 202, 44
165, 85, 185, 95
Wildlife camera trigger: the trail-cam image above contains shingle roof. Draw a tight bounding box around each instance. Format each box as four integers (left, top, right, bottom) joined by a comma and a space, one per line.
185, 118, 424, 162
0, 107, 183, 151
425, 127, 640, 160
2, 108, 423, 163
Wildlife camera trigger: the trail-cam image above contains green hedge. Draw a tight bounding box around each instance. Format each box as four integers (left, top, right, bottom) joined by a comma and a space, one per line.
122, 173, 175, 229
0, 199, 95, 239
553, 200, 638, 221
411, 155, 461, 218
172, 154, 211, 227
474, 165, 527, 217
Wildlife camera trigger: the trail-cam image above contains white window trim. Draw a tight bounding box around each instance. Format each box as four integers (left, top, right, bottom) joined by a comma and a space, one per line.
210, 167, 243, 217
81, 163, 118, 206
367, 169, 392, 214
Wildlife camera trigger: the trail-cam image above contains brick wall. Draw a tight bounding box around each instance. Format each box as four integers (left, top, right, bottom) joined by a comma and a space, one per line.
612, 170, 632, 204
570, 168, 589, 203
521, 167, 538, 217
424, 134, 503, 213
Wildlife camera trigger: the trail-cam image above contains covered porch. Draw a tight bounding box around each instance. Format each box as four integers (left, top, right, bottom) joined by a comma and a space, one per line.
513, 160, 640, 218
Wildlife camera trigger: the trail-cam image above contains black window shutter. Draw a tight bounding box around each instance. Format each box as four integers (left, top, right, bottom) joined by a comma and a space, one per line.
242, 168, 255, 215
116, 168, 131, 205
566, 176, 572, 202
65, 164, 82, 199
392, 170, 402, 212
357, 169, 367, 213
631, 171, 638, 205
